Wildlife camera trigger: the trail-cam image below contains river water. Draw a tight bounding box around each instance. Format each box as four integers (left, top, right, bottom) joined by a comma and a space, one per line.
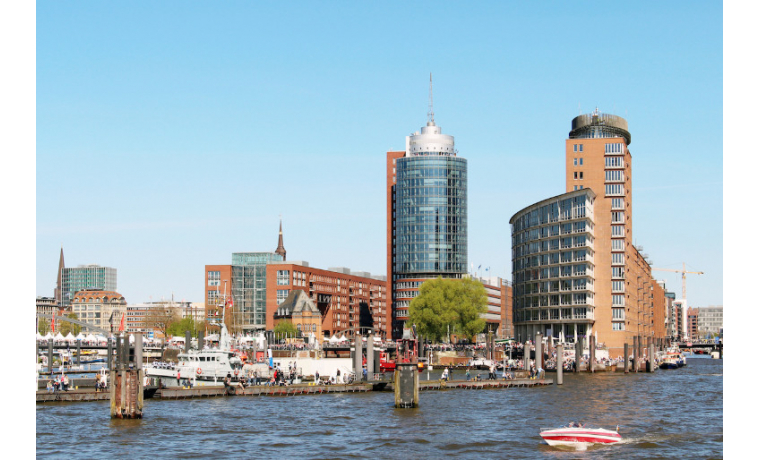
36, 356, 722, 459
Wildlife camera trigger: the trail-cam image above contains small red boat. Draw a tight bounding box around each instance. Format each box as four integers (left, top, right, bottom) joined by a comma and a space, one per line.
540, 423, 621, 446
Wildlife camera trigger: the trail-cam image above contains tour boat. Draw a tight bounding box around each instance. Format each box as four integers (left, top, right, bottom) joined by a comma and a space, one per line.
540, 424, 622, 446
660, 347, 686, 369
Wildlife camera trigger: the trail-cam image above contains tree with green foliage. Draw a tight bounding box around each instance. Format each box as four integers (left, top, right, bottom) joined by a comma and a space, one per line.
408, 277, 488, 343
273, 320, 298, 339
143, 305, 180, 339
167, 317, 205, 338
38, 318, 50, 335
59, 313, 82, 336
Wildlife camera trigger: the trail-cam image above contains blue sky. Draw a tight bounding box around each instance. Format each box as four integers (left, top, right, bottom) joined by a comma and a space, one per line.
35, 2, 723, 307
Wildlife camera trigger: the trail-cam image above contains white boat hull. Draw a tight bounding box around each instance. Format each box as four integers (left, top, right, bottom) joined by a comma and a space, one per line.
540, 427, 621, 446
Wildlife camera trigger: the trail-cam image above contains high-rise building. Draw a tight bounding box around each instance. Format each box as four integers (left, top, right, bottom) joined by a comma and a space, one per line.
62, 264, 117, 308
697, 305, 722, 336
510, 110, 666, 356
386, 84, 467, 339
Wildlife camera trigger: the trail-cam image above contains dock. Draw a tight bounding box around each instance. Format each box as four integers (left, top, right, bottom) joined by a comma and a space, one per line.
37, 377, 551, 403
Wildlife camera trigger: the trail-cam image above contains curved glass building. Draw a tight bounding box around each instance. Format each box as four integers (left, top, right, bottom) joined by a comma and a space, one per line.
387, 117, 467, 338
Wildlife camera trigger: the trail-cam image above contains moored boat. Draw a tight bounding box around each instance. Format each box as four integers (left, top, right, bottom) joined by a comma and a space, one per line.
540, 423, 621, 446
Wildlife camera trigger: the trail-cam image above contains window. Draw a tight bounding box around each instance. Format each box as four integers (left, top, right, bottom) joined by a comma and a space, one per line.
605, 143, 623, 154
276, 270, 290, 285
612, 267, 625, 279
277, 290, 289, 305
208, 271, 221, 286
605, 170, 624, 182
579, 144, 584, 152
611, 211, 624, 223
573, 185, 578, 191
612, 323, 625, 331
605, 184, 625, 196
612, 280, 624, 292
611, 198, 624, 210
579, 158, 583, 166
611, 253, 624, 264
579, 172, 584, 180
611, 225, 624, 237
573, 144, 578, 152
574, 171, 578, 179
611, 239, 624, 251
612, 295, 624, 306
573, 158, 577, 166
605, 156, 624, 168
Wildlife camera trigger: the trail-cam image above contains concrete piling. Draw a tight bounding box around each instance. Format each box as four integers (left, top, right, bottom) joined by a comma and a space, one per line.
394, 363, 419, 408
556, 344, 563, 385
633, 336, 639, 373
535, 333, 543, 373
524, 341, 531, 372
624, 343, 629, 373
649, 343, 655, 373
111, 333, 143, 419
589, 335, 596, 373
76, 339, 81, 366
185, 330, 191, 353
353, 329, 363, 380
575, 341, 581, 373
47, 340, 54, 373
107, 340, 113, 371
366, 331, 374, 380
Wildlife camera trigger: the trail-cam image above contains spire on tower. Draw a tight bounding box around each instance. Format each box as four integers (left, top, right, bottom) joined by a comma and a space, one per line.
427, 73, 435, 126
55, 246, 65, 307
275, 217, 286, 261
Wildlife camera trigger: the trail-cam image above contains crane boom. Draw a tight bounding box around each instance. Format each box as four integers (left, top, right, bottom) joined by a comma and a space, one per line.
652, 262, 704, 299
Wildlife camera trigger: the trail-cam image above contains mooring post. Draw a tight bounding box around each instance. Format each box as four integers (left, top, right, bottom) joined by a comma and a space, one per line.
575, 340, 581, 373
523, 341, 530, 373
366, 330, 374, 381
556, 344, 564, 385
107, 339, 113, 371
589, 335, 596, 373
353, 329, 363, 380
624, 343, 629, 373
535, 332, 543, 377
185, 330, 191, 354
649, 342, 655, 373
198, 331, 204, 351
76, 339, 81, 366
47, 340, 54, 373
394, 362, 419, 408
633, 336, 639, 373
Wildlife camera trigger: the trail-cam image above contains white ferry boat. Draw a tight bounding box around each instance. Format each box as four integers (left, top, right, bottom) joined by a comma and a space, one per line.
145, 302, 243, 387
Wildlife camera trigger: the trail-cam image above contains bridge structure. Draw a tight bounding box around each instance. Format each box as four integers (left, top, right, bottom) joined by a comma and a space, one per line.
674, 341, 723, 352
36, 313, 111, 335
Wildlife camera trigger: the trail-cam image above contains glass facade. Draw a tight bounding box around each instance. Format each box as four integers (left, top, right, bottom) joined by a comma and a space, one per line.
510, 190, 596, 342
394, 156, 468, 276
62, 265, 117, 308
231, 252, 284, 331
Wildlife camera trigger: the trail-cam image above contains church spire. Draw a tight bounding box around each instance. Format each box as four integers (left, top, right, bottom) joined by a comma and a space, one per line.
275, 218, 286, 261
54, 246, 65, 306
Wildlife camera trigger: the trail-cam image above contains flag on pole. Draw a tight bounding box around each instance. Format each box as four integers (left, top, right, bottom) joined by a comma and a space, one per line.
51, 315, 56, 333
227, 296, 234, 309
118, 313, 125, 332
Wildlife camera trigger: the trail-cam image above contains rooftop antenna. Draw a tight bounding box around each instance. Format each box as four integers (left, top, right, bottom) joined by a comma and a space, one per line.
427, 73, 435, 125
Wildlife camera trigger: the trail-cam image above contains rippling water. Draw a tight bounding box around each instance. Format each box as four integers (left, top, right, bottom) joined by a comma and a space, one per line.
37, 356, 722, 459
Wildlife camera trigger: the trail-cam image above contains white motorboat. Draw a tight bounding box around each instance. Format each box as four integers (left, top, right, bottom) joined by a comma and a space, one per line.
540, 423, 622, 446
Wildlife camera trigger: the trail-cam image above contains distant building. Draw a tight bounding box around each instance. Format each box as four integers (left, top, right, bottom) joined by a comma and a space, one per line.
62, 264, 117, 308
697, 305, 722, 336
501, 281, 514, 339
687, 307, 699, 340
36, 296, 59, 317
126, 300, 205, 337
70, 289, 126, 333
266, 263, 388, 340
272, 290, 322, 340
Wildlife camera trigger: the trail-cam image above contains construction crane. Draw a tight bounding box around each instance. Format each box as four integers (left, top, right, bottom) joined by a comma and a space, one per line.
652, 263, 704, 299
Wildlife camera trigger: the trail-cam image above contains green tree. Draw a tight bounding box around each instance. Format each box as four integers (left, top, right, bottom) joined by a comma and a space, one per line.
167, 317, 205, 337
38, 318, 50, 335
408, 277, 488, 343
273, 320, 298, 339
143, 305, 180, 339
59, 313, 81, 336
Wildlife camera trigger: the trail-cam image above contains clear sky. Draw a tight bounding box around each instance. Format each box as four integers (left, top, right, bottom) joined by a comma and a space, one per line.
34, 2, 723, 307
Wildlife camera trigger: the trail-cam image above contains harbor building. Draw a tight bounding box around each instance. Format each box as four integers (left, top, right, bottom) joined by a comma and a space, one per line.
70, 289, 126, 333
697, 305, 722, 336
61, 264, 117, 309
272, 290, 322, 340
687, 307, 699, 340
386, 82, 468, 338
511, 110, 666, 356
265, 263, 388, 341
510, 189, 598, 344
127, 300, 205, 338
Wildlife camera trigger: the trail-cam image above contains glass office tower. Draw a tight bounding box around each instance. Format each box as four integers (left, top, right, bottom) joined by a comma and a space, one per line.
388, 117, 467, 338
231, 252, 284, 331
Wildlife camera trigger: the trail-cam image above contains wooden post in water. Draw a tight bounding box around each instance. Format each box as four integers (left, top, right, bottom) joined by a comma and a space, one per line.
649, 342, 655, 373
76, 339, 81, 366
575, 340, 582, 373
589, 335, 596, 373
556, 344, 563, 385
624, 343, 629, 373
353, 328, 362, 380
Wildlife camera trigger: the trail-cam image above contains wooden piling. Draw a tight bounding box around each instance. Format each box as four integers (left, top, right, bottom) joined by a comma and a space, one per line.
574, 340, 581, 373
589, 335, 596, 373
624, 343, 629, 373
110, 334, 143, 418
47, 340, 54, 373
649, 343, 655, 373
76, 339, 81, 366
633, 336, 639, 373
556, 344, 563, 385
394, 363, 419, 408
